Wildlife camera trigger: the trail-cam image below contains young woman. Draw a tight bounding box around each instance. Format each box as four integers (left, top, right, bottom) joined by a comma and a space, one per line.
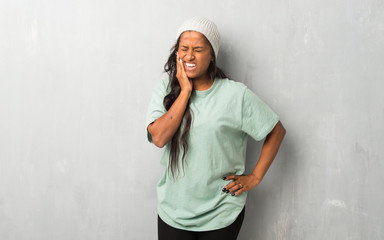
146, 17, 286, 240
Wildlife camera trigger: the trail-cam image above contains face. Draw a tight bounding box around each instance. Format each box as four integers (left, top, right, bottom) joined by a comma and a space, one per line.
177, 31, 214, 80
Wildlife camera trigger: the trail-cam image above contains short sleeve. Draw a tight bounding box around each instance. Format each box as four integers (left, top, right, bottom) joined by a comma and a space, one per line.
241, 88, 279, 141
146, 78, 169, 143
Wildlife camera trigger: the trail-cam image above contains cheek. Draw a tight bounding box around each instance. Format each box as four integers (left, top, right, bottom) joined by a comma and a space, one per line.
198, 54, 211, 62
198, 54, 212, 67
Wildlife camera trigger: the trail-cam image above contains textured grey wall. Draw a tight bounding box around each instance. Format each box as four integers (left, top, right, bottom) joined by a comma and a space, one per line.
1, 0, 383, 239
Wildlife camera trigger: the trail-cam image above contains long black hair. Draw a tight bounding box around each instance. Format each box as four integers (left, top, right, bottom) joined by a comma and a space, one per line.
163, 34, 228, 178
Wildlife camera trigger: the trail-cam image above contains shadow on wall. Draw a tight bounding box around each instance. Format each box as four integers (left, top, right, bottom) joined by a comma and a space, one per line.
238, 132, 298, 239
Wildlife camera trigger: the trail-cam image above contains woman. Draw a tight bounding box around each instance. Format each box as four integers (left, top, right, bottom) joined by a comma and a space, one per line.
146, 17, 286, 240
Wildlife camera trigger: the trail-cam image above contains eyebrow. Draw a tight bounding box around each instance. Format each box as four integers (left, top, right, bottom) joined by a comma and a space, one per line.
180, 45, 204, 49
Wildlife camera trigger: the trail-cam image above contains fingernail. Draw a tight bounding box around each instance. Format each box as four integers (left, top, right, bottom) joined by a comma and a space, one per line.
222, 188, 227, 192
226, 189, 229, 193
231, 192, 235, 196
222, 177, 226, 180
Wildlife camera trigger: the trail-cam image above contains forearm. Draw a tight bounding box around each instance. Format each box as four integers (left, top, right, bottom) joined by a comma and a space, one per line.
148, 90, 191, 148
251, 121, 286, 182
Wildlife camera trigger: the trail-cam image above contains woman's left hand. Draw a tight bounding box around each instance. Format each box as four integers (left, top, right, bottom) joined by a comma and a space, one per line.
222, 174, 261, 196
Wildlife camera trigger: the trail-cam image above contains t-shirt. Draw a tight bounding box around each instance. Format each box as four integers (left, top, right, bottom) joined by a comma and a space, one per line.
146, 77, 279, 231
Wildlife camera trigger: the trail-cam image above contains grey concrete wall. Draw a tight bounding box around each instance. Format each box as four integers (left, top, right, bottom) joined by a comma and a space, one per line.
1, 0, 383, 239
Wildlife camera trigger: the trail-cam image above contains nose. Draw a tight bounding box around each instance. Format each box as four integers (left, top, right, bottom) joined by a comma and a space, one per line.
184, 50, 195, 60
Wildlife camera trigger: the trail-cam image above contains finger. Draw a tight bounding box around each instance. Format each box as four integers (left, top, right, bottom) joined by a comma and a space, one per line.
231, 188, 244, 197
176, 53, 181, 68
176, 56, 185, 76
223, 180, 239, 192
176, 57, 182, 78
175, 52, 181, 65
179, 57, 186, 74
222, 180, 236, 193
228, 182, 243, 193
223, 175, 238, 181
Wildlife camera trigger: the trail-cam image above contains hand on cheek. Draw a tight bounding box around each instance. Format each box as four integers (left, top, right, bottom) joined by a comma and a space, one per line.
175, 52, 192, 92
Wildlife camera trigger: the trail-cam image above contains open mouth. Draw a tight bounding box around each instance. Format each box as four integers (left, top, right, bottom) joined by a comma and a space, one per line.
185, 63, 196, 71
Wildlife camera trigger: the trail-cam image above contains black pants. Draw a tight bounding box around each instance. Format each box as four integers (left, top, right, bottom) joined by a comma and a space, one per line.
158, 207, 245, 240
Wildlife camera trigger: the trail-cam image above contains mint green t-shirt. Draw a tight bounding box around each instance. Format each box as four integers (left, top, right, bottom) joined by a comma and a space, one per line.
146, 77, 279, 231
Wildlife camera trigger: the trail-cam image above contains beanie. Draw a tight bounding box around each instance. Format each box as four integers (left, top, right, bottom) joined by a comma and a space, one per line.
176, 16, 220, 60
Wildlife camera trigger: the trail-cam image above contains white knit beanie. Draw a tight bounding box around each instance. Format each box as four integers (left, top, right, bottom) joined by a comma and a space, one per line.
176, 16, 220, 60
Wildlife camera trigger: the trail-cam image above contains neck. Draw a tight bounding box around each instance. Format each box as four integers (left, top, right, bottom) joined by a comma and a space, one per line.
192, 74, 214, 91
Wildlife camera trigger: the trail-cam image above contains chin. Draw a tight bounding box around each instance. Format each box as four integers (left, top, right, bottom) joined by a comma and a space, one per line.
186, 72, 201, 79
186, 74, 197, 79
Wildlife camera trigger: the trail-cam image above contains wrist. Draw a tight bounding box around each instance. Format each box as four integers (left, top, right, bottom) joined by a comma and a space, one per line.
180, 89, 192, 98
250, 173, 262, 185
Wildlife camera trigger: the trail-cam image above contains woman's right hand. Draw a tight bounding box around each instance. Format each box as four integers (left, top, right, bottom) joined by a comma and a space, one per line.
148, 53, 193, 148
176, 52, 193, 93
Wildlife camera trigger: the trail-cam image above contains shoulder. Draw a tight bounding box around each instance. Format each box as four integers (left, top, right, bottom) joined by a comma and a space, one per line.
216, 78, 247, 95
152, 77, 171, 93
156, 77, 170, 89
